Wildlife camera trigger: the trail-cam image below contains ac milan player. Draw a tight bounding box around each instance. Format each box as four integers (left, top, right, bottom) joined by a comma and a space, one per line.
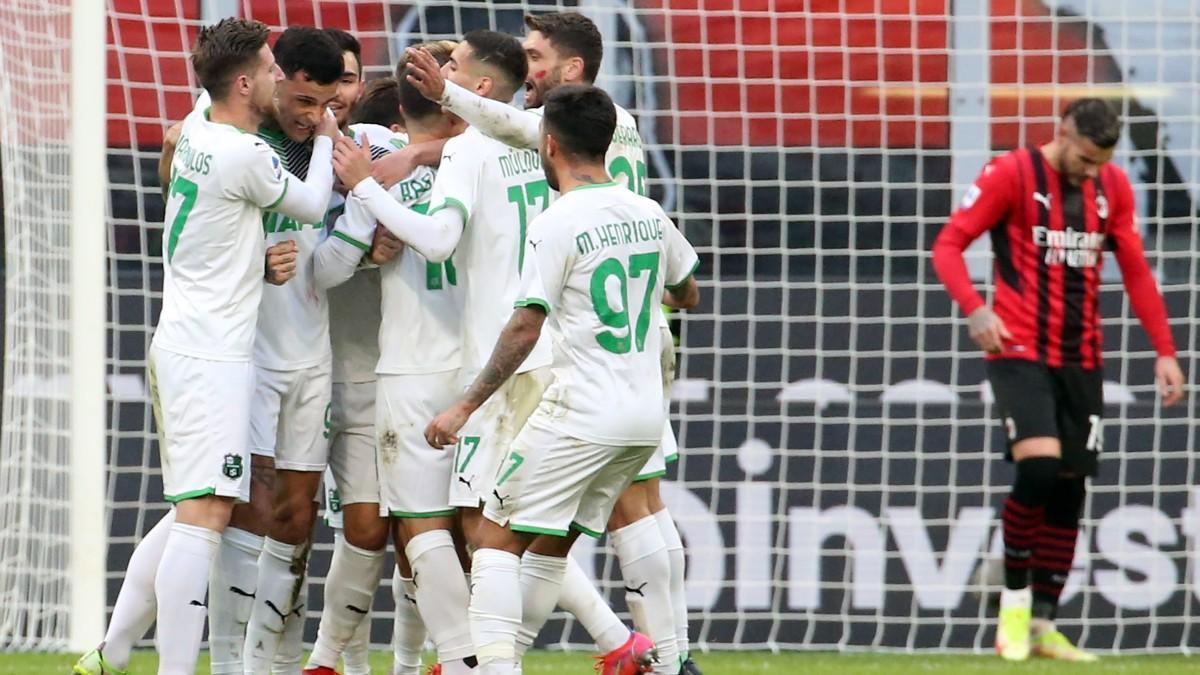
933, 98, 1185, 663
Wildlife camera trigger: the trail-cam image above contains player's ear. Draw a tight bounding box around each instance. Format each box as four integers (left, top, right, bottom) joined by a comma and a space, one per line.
475, 75, 492, 97
563, 56, 585, 83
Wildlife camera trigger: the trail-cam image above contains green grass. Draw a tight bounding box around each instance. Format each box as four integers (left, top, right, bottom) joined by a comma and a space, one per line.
2, 651, 1195, 674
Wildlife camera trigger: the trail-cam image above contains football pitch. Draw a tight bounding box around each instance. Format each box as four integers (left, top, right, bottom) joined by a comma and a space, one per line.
2, 651, 1195, 674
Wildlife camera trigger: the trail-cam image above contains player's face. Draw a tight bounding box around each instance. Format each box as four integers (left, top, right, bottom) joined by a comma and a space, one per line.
443, 42, 480, 92
1059, 120, 1114, 186
329, 51, 364, 129
249, 44, 284, 120
274, 71, 339, 142
522, 31, 564, 108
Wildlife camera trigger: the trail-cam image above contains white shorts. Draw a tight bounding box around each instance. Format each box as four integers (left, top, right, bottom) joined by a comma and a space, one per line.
249, 361, 332, 471
149, 345, 254, 503
328, 380, 379, 506
449, 367, 552, 508
484, 414, 656, 538
636, 328, 680, 481
376, 371, 460, 518
635, 420, 680, 481
322, 467, 344, 529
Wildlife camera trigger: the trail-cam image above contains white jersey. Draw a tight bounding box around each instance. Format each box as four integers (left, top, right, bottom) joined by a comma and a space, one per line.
352, 138, 461, 375
326, 124, 404, 384
516, 182, 698, 445
153, 106, 289, 361
254, 126, 332, 370
427, 126, 552, 380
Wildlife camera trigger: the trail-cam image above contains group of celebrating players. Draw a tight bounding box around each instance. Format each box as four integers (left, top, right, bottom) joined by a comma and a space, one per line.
75, 12, 701, 675
70, 7, 1190, 675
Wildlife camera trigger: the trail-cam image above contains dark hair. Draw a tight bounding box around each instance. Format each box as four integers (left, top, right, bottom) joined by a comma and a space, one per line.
395, 41, 456, 123
350, 77, 401, 127
1063, 98, 1121, 149
461, 29, 528, 98
191, 18, 271, 100
323, 27, 362, 77
543, 84, 615, 162
524, 12, 603, 84
273, 26, 343, 85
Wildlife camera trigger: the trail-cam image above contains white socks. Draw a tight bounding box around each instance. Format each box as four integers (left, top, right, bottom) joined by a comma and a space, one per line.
154, 522, 220, 675
516, 551, 568, 659
406, 530, 474, 665
392, 567, 427, 675
469, 548, 521, 675
270, 574, 307, 675
655, 508, 690, 660
101, 509, 175, 668
307, 533, 385, 670
611, 515, 679, 673
554, 555, 630, 653
343, 592, 373, 675
209, 527, 264, 674
243, 537, 307, 674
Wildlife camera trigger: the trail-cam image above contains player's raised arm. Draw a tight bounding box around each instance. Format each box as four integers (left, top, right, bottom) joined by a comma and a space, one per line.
405, 46, 542, 150
334, 133, 464, 262
265, 108, 338, 224
932, 156, 1018, 354
1104, 172, 1185, 405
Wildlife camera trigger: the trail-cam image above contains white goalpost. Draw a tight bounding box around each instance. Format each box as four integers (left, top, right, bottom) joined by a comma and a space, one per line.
0, 0, 107, 652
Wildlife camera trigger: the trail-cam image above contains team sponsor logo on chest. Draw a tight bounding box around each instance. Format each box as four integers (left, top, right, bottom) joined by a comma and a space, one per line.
1032, 224, 1105, 268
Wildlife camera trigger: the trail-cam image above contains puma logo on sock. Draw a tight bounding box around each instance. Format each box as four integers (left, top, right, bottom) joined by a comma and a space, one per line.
230, 586, 256, 599
346, 604, 368, 615
624, 582, 649, 597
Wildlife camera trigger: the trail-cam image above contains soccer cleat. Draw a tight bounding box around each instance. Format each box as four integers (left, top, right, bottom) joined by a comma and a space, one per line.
72, 647, 128, 675
994, 603, 1031, 661
594, 631, 657, 675
681, 656, 704, 675
302, 667, 340, 675
1032, 629, 1098, 662
424, 665, 441, 675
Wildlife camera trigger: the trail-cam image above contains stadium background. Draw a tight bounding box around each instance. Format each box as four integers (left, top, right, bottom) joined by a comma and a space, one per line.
1, 0, 1198, 655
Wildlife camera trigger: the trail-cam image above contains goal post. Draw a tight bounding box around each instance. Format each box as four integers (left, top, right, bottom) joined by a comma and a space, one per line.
0, 0, 107, 651
68, 0, 110, 653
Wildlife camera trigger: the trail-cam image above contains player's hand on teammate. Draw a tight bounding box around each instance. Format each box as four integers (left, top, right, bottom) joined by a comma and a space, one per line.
333, 133, 374, 189
967, 306, 1012, 355
425, 403, 471, 450
162, 121, 184, 152
316, 107, 339, 140
265, 240, 298, 285
403, 47, 446, 102
370, 226, 403, 265
371, 144, 419, 189
1154, 355, 1185, 407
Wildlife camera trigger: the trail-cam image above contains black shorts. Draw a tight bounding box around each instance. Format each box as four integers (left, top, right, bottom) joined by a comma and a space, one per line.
986, 359, 1104, 476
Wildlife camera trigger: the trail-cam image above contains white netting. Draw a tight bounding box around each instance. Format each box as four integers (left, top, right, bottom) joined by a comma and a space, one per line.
0, 0, 75, 651
44, 0, 1200, 654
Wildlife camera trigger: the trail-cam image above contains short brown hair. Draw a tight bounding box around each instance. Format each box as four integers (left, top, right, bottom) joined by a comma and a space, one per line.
191, 17, 271, 100
1063, 98, 1121, 149
395, 41, 457, 123
524, 12, 603, 83
351, 77, 401, 127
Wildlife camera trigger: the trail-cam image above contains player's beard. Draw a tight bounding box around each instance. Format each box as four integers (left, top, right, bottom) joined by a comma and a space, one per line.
525, 66, 563, 109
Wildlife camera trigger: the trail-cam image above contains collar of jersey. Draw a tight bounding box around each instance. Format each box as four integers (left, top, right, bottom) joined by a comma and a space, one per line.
568, 180, 619, 193
202, 107, 249, 134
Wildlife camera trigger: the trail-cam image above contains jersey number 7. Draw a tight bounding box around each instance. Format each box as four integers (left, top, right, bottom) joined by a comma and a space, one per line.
591, 252, 660, 354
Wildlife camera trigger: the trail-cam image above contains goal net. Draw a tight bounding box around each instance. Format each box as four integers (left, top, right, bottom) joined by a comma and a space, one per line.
3, 0, 1198, 654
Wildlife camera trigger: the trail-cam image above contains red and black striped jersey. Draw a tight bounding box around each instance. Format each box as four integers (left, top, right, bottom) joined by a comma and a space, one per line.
933, 147, 1175, 369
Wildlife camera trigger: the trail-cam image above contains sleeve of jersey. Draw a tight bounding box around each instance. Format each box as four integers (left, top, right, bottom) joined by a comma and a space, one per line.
931, 157, 1016, 316
662, 215, 700, 288
1107, 176, 1177, 357
312, 212, 367, 289
350, 177, 463, 262
234, 140, 291, 210
440, 80, 541, 149
514, 224, 569, 314
269, 136, 335, 224
426, 141, 476, 224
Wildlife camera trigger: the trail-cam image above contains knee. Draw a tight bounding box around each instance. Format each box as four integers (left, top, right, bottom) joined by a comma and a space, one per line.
1014, 455, 1062, 495
344, 508, 389, 551
270, 493, 315, 542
